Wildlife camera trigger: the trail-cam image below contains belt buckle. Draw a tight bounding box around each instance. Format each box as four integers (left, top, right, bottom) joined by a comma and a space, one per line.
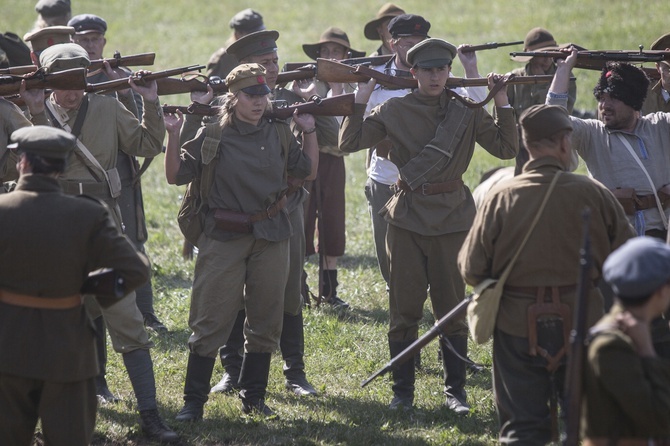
421, 183, 431, 195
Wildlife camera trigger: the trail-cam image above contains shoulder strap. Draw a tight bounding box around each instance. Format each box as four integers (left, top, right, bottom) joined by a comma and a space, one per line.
198, 121, 223, 205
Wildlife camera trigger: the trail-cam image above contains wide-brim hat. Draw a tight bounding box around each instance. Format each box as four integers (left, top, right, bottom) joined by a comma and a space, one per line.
227, 30, 279, 62
511, 27, 559, 62
302, 27, 365, 60
363, 3, 405, 41
651, 32, 670, 67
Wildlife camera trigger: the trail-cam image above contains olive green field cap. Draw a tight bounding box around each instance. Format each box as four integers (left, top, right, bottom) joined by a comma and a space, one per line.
8, 125, 76, 160
227, 30, 279, 62
406, 38, 456, 68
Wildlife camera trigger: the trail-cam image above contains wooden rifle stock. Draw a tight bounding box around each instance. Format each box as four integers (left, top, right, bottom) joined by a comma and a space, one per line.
316, 58, 416, 89
461, 40, 524, 53
0, 67, 87, 96
86, 64, 205, 94
361, 297, 471, 388
276, 65, 317, 84
0, 64, 38, 75
564, 209, 592, 446
88, 51, 156, 72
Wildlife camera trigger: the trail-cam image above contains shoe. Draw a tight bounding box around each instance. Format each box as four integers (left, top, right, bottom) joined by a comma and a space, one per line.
210, 372, 240, 394
321, 269, 350, 309
143, 313, 168, 333
467, 361, 485, 375
242, 399, 278, 419
140, 409, 180, 443
96, 378, 120, 404
446, 394, 470, 415
389, 395, 413, 410
175, 402, 203, 422
324, 295, 350, 309
285, 376, 318, 396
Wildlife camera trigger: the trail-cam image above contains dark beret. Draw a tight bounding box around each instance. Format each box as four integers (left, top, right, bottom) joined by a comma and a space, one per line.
388, 14, 430, 39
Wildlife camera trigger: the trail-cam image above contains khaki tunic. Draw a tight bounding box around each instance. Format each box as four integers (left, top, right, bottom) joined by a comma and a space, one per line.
205, 47, 238, 80
582, 305, 670, 439
0, 98, 31, 183
459, 157, 634, 337
339, 92, 519, 235
641, 81, 670, 116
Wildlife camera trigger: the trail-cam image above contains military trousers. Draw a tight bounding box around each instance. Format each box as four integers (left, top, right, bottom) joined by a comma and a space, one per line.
364, 177, 394, 286
386, 225, 468, 341
0, 373, 96, 446
285, 195, 306, 316
188, 233, 288, 358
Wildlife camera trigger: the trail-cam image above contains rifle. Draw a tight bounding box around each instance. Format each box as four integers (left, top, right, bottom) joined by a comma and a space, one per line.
461, 40, 524, 53
0, 64, 37, 75
88, 51, 156, 72
563, 208, 592, 446
86, 64, 205, 95
509, 49, 666, 79
282, 54, 393, 73
0, 67, 87, 96
162, 93, 356, 119
361, 296, 471, 388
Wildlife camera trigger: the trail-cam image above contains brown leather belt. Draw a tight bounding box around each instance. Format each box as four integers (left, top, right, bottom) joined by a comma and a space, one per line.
250, 195, 287, 222
214, 195, 288, 234
395, 178, 464, 195
584, 438, 670, 446
0, 289, 82, 309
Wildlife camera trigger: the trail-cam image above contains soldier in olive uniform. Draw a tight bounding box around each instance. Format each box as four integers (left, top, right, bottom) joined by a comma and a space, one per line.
165, 63, 318, 419
582, 237, 670, 444
19, 43, 178, 443
459, 104, 633, 444
0, 126, 150, 446
340, 38, 518, 413
641, 33, 670, 116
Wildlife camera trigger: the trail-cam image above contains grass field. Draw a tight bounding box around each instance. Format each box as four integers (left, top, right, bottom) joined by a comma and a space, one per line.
2, 1, 667, 445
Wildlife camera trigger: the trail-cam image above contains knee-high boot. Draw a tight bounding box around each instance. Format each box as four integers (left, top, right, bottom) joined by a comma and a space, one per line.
175, 352, 215, 422
441, 335, 470, 414
388, 340, 415, 409
238, 352, 275, 417
281, 312, 317, 395
210, 309, 244, 394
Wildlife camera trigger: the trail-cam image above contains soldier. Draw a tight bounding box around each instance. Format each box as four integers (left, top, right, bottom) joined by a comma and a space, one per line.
165, 63, 318, 419
641, 32, 670, 115
508, 27, 577, 174
19, 43, 178, 442
0, 98, 32, 191
548, 49, 670, 358
340, 38, 518, 413
0, 126, 150, 446
205, 8, 265, 80
458, 104, 633, 444
184, 29, 323, 404
583, 236, 670, 443
363, 3, 405, 57
23, 25, 74, 59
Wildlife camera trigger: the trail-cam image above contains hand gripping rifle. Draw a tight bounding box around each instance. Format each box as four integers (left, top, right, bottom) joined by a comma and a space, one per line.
87, 51, 156, 73
85, 64, 205, 95
0, 67, 87, 96
460, 40, 524, 53
361, 296, 471, 388
563, 208, 592, 446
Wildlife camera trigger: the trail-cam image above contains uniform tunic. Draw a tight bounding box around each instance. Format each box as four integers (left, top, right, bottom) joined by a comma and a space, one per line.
177, 116, 312, 356
641, 81, 670, 116
340, 90, 518, 340
458, 157, 633, 445
0, 174, 149, 446
583, 305, 670, 440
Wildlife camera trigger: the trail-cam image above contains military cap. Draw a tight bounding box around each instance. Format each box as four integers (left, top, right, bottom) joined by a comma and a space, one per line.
651, 32, 670, 51
511, 27, 559, 62
68, 14, 108, 35
603, 236, 670, 300
364, 3, 405, 41
519, 104, 573, 142
302, 27, 365, 61
226, 30, 279, 62
8, 125, 75, 160
406, 38, 456, 68
39, 42, 90, 73
24, 26, 74, 53
388, 14, 431, 39
35, 0, 71, 17
229, 9, 265, 34
226, 63, 271, 95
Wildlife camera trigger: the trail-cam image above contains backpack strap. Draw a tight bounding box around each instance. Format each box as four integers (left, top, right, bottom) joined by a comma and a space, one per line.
198, 121, 223, 206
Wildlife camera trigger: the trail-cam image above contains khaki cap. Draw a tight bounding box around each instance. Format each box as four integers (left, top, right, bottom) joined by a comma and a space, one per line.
8, 125, 75, 160
226, 63, 271, 95
406, 38, 456, 68
302, 27, 365, 60
511, 27, 559, 62
519, 104, 572, 143
227, 30, 279, 62
24, 26, 74, 53
364, 3, 405, 41
39, 43, 90, 73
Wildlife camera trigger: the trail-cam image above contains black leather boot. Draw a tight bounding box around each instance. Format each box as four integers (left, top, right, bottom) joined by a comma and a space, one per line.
210, 310, 244, 394
175, 353, 215, 422
139, 409, 179, 443
322, 269, 349, 308
441, 336, 470, 415
238, 352, 276, 418
388, 340, 415, 410
281, 312, 317, 396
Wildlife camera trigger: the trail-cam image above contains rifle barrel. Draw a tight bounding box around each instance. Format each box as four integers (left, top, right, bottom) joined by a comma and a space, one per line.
86, 64, 205, 94
88, 52, 156, 72
461, 40, 524, 53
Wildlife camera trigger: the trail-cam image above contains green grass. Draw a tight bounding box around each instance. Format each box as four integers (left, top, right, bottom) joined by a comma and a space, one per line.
3, 1, 667, 444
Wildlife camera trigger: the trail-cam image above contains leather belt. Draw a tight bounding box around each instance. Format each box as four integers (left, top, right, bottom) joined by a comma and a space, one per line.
60, 180, 112, 198
395, 177, 464, 195
0, 289, 82, 309
584, 438, 670, 446
250, 194, 287, 222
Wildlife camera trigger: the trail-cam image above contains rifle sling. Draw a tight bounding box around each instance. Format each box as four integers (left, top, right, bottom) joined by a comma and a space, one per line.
446, 72, 516, 108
